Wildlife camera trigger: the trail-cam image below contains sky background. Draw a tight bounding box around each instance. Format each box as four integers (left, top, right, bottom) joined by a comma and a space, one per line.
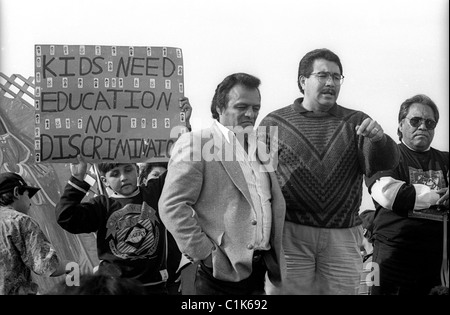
0, 0, 448, 211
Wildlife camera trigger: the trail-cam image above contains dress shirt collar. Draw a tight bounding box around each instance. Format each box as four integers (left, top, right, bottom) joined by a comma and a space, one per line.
213, 121, 257, 158
214, 120, 233, 143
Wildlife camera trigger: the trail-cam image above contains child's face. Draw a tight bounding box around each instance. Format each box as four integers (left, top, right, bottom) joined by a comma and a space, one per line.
15, 189, 32, 214
102, 164, 138, 196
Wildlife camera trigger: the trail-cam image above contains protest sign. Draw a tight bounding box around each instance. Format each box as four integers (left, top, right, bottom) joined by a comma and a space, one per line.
34, 45, 187, 163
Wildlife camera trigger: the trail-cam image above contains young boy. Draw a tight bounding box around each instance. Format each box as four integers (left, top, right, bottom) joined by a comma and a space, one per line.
56, 156, 182, 295
0, 172, 67, 295
56, 97, 191, 295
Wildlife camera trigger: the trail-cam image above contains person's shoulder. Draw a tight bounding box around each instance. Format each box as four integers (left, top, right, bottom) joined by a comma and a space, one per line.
268, 104, 293, 116
13, 211, 45, 235
335, 103, 359, 114
172, 129, 200, 149
335, 103, 370, 121
431, 146, 449, 156
0, 207, 28, 228
77, 193, 109, 212
187, 126, 216, 142
260, 104, 293, 124
0, 205, 18, 215
430, 147, 449, 164
0, 207, 31, 221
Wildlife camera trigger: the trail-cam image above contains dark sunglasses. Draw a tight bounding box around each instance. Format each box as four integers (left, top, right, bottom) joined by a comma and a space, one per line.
405, 117, 437, 130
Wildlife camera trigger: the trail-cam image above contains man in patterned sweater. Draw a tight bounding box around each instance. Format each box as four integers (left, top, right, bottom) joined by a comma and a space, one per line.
259, 48, 399, 295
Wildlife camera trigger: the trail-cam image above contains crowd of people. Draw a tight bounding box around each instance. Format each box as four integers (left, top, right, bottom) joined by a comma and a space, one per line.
0, 48, 448, 295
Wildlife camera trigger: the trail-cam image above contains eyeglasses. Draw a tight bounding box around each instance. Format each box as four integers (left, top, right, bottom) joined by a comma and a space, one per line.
309, 72, 345, 85
405, 117, 437, 130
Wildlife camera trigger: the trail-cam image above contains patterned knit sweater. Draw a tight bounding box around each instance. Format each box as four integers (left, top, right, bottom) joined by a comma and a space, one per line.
259, 98, 399, 228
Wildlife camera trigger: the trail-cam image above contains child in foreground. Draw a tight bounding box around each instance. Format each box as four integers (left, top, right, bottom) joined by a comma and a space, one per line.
56, 156, 182, 295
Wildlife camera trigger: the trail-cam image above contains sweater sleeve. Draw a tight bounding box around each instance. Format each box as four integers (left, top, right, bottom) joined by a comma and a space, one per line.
56, 175, 104, 234
369, 174, 440, 216
361, 133, 400, 178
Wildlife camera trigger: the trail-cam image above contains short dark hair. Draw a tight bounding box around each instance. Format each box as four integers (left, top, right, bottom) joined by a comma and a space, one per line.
0, 188, 27, 206
297, 48, 343, 94
97, 163, 138, 176
0, 191, 15, 206
211, 72, 261, 121
397, 94, 440, 141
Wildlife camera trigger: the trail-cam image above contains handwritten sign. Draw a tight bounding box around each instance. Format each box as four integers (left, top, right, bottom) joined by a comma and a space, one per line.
34, 45, 186, 163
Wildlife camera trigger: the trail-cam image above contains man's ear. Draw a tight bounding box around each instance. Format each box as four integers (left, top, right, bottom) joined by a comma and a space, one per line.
216, 106, 222, 117
13, 186, 20, 198
100, 176, 109, 187
299, 75, 306, 89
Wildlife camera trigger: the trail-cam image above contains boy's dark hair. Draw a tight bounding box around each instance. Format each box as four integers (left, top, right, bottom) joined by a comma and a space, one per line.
97, 163, 138, 176
0, 172, 40, 204
0, 191, 15, 206
210, 72, 261, 121
297, 48, 343, 94
0, 187, 29, 206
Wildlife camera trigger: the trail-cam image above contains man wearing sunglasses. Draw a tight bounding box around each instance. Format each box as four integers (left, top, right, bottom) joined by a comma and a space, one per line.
366, 94, 449, 295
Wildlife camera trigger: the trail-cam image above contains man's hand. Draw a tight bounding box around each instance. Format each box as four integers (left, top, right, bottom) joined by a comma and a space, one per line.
180, 97, 192, 129
355, 118, 384, 142
436, 187, 449, 208
70, 155, 88, 181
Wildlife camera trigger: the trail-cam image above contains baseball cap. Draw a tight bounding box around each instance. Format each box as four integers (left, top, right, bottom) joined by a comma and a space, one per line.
0, 172, 41, 197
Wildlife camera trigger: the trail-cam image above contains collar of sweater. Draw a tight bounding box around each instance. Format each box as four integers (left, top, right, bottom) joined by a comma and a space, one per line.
292, 97, 340, 117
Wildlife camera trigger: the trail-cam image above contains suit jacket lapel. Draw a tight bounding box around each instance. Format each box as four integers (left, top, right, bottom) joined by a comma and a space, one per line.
211, 124, 254, 208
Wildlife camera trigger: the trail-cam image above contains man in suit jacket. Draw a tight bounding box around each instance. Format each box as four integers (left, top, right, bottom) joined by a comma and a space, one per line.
159, 73, 286, 295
